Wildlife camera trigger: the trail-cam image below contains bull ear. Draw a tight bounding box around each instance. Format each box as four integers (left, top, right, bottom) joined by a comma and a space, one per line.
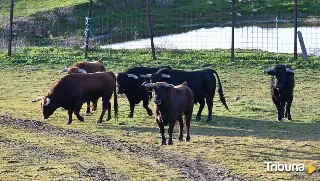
263, 68, 274, 75
286, 68, 295, 74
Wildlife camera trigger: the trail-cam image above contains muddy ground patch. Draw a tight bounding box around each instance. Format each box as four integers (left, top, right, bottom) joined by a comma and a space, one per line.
0, 115, 245, 181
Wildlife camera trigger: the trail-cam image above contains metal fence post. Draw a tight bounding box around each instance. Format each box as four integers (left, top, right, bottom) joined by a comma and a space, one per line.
231, 0, 235, 61
84, 0, 92, 59
145, 0, 156, 61
294, 0, 298, 60
8, 0, 14, 56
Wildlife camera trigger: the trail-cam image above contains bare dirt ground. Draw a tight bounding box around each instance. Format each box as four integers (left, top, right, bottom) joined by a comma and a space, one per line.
0, 115, 245, 181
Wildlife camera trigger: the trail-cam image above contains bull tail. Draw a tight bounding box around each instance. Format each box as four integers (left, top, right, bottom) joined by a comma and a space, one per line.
208, 69, 230, 111
114, 83, 118, 118
109, 72, 118, 118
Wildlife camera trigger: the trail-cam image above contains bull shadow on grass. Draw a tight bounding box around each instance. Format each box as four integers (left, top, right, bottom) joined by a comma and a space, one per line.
191, 115, 320, 142
102, 115, 320, 142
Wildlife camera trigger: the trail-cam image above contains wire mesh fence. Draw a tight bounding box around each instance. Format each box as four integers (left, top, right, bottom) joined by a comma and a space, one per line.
0, 0, 320, 59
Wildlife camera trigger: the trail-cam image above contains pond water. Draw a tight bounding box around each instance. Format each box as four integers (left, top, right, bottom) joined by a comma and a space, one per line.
101, 26, 320, 55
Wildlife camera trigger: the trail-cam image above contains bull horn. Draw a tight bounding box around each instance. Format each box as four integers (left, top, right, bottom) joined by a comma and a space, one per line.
263, 68, 274, 74
142, 82, 154, 87
286, 68, 295, 74
43, 98, 51, 107
32, 96, 42, 102
161, 74, 170, 78
165, 83, 174, 88
140, 74, 152, 78
78, 69, 88, 74
60, 68, 70, 73
127, 74, 138, 79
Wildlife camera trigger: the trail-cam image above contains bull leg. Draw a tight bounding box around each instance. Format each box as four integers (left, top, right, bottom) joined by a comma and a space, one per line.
168, 121, 176, 145
128, 102, 135, 118
92, 99, 98, 111
86, 101, 91, 114
67, 109, 73, 125
74, 104, 84, 122
98, 97, 111, 123
196, 99, 205, 121
280, 101, 285, 121
178, 115, 184, 141
143, 99, 153, 116
157, 120, 166, 146
106, 100, 112, 121
185, 111, 192, 142
285, 100, 293, 120
272, 97, 282, 121
98, 99, 108, 123
205, 97, 214, 122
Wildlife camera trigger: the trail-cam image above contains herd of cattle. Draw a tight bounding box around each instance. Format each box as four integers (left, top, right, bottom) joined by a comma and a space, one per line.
32, 59, 295, 145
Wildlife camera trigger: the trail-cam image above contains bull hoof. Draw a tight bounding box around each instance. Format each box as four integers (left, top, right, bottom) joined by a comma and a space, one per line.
86, 111, 91, 114
277, 119, 283, 122
168, 141, 173, 145
206, 118, 212, 122
78, 116, 84, 122
147, 110, 153, 116
106, 117, 111, 121
161, 141, 167, 146
196, 116, 201, 121
186, 136, 190, 142
128, 114, 133, 118
288, 117, 292, 121
179, 137, 183, 142
97, 120, 102, 123
67, 121, 72, 125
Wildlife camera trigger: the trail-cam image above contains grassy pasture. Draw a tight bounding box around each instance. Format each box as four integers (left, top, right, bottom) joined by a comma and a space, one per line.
0, 48, 320, 180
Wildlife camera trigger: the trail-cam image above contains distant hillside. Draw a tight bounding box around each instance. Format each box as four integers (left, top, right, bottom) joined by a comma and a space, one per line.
0, 0, 319, 49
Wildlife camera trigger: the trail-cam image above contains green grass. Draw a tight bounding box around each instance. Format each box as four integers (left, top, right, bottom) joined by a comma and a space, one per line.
0, 47, 320, 180
1, 0, 320, 46
0, 126, 185, 180
1, 46, 320, 70
1, 0, 88, 17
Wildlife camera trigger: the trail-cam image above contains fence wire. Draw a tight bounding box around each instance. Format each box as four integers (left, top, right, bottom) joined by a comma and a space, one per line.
0, 1, 320, 59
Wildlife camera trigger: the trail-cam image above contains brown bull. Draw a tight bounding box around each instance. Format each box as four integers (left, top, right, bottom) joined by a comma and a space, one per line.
32, 72, 118, 124
143, 82, 194, 145
60, 59, 106, 74
60, 59, 106, 113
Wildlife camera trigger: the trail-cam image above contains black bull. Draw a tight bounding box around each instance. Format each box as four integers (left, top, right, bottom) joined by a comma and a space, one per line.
116, 66, 172, 118
142, 68, 230, 122
264, 64, 295, 121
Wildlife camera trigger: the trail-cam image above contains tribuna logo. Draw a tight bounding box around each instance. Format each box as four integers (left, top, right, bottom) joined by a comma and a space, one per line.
265, 162, 305, 172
